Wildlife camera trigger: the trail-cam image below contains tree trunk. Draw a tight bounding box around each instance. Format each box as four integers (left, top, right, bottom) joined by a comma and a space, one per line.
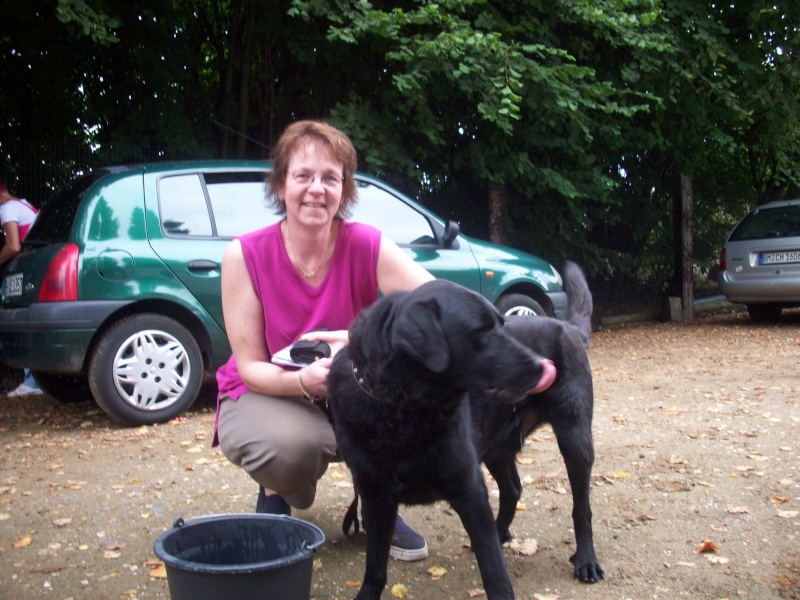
218, 0, 242, 157
488, 185, 507, 245
680, 173, 694, 321
236, 1, 258, 157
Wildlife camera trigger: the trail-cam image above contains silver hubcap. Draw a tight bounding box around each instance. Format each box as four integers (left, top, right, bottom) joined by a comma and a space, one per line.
112, 329, 191, 411
504, 305, 538, 317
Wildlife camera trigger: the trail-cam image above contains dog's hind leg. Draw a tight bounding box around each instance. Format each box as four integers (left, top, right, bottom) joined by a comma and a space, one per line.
551, 418, 604, 583
355, 496, 398, 600
484, 456, 522, 543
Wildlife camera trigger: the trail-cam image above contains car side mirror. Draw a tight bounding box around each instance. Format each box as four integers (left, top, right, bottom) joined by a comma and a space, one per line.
443, 220, 460, 249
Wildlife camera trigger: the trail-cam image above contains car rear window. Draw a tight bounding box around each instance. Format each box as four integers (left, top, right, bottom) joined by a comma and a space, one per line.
24, 172, 108, 244
729, 205, 800, 241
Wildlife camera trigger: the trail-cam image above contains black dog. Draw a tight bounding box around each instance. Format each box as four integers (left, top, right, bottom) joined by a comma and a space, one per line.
328, 278, 557, 600
474, 261, 604, 583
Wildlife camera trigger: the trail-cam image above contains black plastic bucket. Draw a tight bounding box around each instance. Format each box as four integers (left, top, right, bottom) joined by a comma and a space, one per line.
153, 513, 325, 600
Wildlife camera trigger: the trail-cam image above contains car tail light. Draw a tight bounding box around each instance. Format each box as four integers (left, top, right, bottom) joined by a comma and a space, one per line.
719, 248, 726, 272
38, 243, 79, 302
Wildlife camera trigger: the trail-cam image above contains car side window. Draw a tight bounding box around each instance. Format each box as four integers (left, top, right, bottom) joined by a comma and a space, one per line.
351, 182, 436, 245
206, 179, 280, 237
158, 175, 213, 236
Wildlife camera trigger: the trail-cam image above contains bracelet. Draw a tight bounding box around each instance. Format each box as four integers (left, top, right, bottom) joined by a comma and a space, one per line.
297, 368, 321, 402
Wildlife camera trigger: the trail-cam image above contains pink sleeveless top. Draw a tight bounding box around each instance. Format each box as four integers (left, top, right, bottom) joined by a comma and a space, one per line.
215, 219, 381, 403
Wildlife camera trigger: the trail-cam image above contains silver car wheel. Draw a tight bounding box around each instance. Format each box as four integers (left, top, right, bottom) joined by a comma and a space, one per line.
494, 293, 548, 318
112, 329, 191, 411
504, 305, 538, 317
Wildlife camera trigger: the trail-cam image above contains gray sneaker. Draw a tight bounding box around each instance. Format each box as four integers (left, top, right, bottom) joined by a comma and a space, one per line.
390, 515, 428, 561
7, 383, 43, 398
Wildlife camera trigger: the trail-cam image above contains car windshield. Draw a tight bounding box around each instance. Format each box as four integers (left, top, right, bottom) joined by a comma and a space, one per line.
729, 205, 800, 241
25, 172, 107, 244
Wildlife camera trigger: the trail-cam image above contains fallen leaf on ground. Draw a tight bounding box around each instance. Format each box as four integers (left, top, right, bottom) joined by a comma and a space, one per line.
12, 535, 32, 548
771, 495, 790, 504
468, 589, 486, 598
509, 538, 538, 556
345, 580, 362, 587
29, 566, 66, 574
52, 518, 72, 527
141, 559, 162, 567
427, 566, 447, 579
777, 510, 799, 519
148, 563, 167, 578
727, 506, 749, 514
696, 540, 718, 553
391, 583, 408, 598
105, 541, 127, 550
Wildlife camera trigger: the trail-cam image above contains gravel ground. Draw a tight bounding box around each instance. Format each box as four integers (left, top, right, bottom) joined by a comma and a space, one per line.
1, 307, 799, 600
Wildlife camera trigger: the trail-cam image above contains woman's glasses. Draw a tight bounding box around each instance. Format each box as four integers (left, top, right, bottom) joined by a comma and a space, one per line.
289, 172, 345, 187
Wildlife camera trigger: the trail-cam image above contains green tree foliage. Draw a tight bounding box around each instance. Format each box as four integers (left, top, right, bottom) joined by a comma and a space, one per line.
1, 0, 798, 281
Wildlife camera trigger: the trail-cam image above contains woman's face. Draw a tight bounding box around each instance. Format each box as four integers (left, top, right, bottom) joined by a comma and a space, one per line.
279, 142, 344, 228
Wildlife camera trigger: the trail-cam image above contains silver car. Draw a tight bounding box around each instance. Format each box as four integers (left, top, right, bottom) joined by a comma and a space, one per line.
719, 199, 800, 321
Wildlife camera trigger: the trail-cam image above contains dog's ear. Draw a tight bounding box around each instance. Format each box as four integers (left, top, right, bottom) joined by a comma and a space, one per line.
391, 298, 450, 373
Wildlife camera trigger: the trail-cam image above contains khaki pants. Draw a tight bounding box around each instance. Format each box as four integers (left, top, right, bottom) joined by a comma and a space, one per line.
217, 393, 338, 509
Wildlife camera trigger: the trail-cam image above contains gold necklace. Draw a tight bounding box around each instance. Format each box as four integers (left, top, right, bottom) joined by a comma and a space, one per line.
284, 226, 325, 278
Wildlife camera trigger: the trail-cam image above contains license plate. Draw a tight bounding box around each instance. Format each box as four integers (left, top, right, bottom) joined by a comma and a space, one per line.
2, 272, 23, 298
758, 250, 800, 265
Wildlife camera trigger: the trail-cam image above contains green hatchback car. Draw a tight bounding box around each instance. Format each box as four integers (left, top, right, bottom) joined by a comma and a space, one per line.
0, 160, 566, 425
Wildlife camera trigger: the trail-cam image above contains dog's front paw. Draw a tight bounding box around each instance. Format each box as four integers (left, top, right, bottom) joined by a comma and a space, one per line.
569, 552, 605, 583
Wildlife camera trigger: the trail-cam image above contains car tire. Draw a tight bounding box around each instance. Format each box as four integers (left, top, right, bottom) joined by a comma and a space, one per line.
88, 313, 204, 426
31, 371, 92, 404
495, 293, 548, 317
746, 303, 782, 322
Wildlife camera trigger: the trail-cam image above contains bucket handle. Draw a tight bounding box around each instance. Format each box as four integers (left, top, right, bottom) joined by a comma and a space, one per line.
302, 538, 325, 553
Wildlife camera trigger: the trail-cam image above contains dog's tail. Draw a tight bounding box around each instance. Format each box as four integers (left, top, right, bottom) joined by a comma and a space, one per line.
563, 261, 593, 348
342, 492, 360, 537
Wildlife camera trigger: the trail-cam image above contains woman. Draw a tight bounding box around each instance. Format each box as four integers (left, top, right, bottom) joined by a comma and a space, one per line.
214, 120, 434, 561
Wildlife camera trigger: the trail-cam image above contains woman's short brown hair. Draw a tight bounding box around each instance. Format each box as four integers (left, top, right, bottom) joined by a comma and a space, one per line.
267, 120, 358, 218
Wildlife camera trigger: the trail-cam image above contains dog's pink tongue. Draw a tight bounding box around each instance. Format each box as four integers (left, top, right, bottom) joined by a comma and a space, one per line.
529, 359, 556, 394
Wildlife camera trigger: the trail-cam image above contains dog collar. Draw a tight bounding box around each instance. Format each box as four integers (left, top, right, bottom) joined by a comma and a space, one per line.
352, 363, 393, 404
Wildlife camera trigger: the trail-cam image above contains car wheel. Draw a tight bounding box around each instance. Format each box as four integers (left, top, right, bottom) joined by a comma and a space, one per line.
495, 293, 548, 317
88, 313, 203, 426
746, 303, 782, 322
31, 371, 92, 404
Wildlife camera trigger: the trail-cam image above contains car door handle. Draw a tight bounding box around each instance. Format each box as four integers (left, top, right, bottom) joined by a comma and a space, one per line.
187, 260, 220, 272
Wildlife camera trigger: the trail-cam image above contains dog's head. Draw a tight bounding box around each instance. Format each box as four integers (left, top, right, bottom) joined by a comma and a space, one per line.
349, 280, 553, 403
